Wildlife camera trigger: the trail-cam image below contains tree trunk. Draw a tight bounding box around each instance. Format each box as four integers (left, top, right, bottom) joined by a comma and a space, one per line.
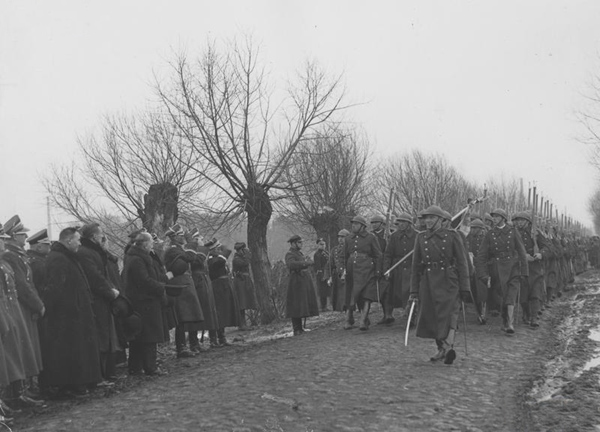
246, 183, 278, 324
141, 183, 179, 235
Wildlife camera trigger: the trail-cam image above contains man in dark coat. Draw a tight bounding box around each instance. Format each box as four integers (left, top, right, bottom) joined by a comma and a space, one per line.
2, 215, 44, 404
330, 229, 350, 312
285, 235, 319, 335
466, 219, 488, 322
40, 227, 101, 396
512, 212, 551, 328
122, 232, 168, 375
475, 208, 528, 334
313, 238, 331, 311
232, 242, 256, 330
164, 224, 204, 358
370, 215, 388, 314
382, 213, 416, 324
409, 206, 470, 365
26, 229, 51, 295
343, 216, 382, 331
78, 223, 120, 382
206, 239, 239, 346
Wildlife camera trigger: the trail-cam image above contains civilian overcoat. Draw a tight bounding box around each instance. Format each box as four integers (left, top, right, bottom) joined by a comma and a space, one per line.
285, 247, 319, 319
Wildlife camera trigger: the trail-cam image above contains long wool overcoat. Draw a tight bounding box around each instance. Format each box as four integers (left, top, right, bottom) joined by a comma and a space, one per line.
343, 230, 382, 306
475, 225, 528, 306
208, 250, 240, 328
516, 227, 551, 302
27, 249, 48, 294
78, 238, 119, 353
313, 249, 332, 299
163, 245, 204, 324
3, 243, 44, 375
410, 228, 470, 340
467, 227, 487, 303
232, 249, 257, 310
122, 244, 167, 344
185, 243, 219, 332
383, 227, 417, 308
285, 248, 319, 319
330, 244, 348, 311
40, 242, 101, 387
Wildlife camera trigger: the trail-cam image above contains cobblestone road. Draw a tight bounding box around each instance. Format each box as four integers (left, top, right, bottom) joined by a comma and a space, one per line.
18, 303, 549, 432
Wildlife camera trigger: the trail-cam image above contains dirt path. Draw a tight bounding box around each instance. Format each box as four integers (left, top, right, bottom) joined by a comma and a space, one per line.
13, 273, 600, 432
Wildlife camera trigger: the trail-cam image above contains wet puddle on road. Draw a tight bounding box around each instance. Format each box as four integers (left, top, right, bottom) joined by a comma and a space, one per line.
583, 326, 600, 371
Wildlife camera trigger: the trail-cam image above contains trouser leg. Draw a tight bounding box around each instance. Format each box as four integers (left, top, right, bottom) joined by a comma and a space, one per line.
142, 343, 158, 374
188, 331, 199, 350
175, 324, 186, 353
128, 341, 143, 374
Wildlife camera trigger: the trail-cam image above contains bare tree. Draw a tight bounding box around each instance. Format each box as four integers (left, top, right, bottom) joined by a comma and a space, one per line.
44, 110, 208, 246
157, 37, 348, 323
280, 125, 370, 243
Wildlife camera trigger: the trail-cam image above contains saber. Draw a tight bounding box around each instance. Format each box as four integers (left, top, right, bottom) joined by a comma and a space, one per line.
384, 251, 413, 277
404, 301, 417, 346
461, 301, 468, 356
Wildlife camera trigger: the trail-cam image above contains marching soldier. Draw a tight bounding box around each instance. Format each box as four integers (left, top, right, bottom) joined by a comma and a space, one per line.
511, 212, 550, 328
467, 219, 488, 322
409, 206, 470, 364
285, 235, 319, 335
382, 213, 416, 324
343, 216, 382, 331
475, 209, 528, 334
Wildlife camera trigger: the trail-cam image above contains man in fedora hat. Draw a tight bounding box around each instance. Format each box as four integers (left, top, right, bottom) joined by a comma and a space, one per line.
343, 215, 382, 331
475, 208, 528, 334
409, 206, 470, 365
382, 213, 417, 325
285, 235, 319, 335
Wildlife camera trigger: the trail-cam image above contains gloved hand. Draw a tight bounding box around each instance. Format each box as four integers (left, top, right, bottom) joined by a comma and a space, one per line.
533, 253, 542, 260
480, 276, 490, 288
460, 291, 471, 303
408, 293, 419, 304
526, 254, 535, 262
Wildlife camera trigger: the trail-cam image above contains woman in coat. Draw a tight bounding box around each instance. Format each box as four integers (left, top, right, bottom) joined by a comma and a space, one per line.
285, 235, 319, 336
122, 232, 167, 375
232, 242, 256, 330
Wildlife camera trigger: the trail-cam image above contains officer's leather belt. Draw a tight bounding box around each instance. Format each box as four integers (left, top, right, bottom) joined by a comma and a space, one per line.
352, 252, 370, 258
491, 255, 515, 261
423, 261, 450, 270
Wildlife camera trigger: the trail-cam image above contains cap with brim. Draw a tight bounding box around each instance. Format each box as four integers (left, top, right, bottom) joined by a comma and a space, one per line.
0, 223, 10, 239
203, 238, 221, 249
27, 229, 51, 245
287, 234, 302, 243
188, 228, 201, 239
165, 224, 185, 237
4, 215, 29, 237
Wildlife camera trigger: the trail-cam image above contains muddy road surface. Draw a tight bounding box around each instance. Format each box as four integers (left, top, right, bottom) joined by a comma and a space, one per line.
12, 271, 600, 432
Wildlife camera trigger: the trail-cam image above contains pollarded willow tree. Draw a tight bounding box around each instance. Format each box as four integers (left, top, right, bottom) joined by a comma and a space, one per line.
44, 110, 209, 249
280, 125, 371, 244
157, 37, 348, 323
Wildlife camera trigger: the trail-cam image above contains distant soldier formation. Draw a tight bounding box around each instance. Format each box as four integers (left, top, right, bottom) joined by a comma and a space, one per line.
1, 197, 598, 425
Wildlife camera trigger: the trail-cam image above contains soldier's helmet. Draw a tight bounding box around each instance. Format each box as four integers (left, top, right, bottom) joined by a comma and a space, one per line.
370, 215, 385, 224
490, 208, 508, 221
441, 210, 452, 221
351, 216, 368, 227
511, 211, 532, 223
484, 213, 493, 223
337, 229, 350, 237
395, 213, 413, 224
420, 205, 446, 219
470, 219, 486, 229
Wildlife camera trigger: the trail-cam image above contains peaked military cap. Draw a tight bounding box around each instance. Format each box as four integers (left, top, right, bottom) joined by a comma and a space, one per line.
420, 205, 446, 219
4, 215, 29, 237
0, 223, 10, 239
234, 241, 246, 251
165, 224, 185, 237
470, 219, 486, 229
370, 214, 385, 224
287, 234, 302, 243
338, 229, 350, 237
395, 213, 413, 224
188, 227, 201, 239
204, 237, 222, 249
511, 211, 532, 223
490, 208, 508, 220
351, 216, 368, 227
27, 229, 51, 245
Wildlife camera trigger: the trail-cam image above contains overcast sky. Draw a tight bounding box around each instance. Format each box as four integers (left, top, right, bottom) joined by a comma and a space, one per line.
2, 1, 600, 236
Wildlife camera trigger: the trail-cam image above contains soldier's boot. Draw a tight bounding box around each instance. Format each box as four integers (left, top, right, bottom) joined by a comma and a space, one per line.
359, 302, 371, 331
430, 339, 446, 362
377, 301, 394, 325
208, 330, 221, 348
344, 310, 355, 330
238, 310, 248, 331
506, 305, 515, 334
521, 302, 531, 325
501, 305, 508, 332
217, 328, 230, 346
479, 302, 487, 325
529, 299, 541, 328
443, 329, 457, 365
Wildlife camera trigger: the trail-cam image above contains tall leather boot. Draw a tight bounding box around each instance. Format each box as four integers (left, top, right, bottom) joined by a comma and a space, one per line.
217, 328, 230, 346
238, 310, 248, 331
529, 299, 541, 328
208, 330, 220, 348
344, 309, 355, 330
359, 301, 371, 331
479, 302, 487, 325
501, 305, 508, 332
506, 305, 515, 334
430, 339, 446, 361
521, 302, 530, 325
443, 329, 457, 365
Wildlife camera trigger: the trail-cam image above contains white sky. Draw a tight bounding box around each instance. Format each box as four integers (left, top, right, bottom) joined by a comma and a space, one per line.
2, 0, 600, 235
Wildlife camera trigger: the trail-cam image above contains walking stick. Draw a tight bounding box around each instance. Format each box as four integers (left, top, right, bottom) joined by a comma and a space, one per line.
404, 300, 417, 346
461, 301, 468, 356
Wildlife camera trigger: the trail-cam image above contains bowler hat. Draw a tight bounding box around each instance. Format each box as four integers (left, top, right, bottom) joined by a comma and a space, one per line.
490, 208, 508, 220
420, 205, 446, 219
395, 213, 413, 224
351, 216, 368, 227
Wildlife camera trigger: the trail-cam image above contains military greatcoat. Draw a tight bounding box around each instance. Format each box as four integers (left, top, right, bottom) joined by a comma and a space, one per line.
475, 224, 528, 306
27, 249, 48, 294
232, 249, 257, 311
330, 244, 348, 311
186, 243, 219, 332
467, 228, 487, 303
410, 228, 470, 340
164, 245, 204, 324
516, 227, 550, 302
285, 248, 319, 319
313, 249, 332, 299
344, 230, 382, 306
208, 249, 240, 328
383, 227, 417, 308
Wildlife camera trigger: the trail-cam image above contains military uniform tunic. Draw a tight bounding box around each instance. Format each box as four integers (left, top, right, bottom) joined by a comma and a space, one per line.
410, 228, 470, 340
